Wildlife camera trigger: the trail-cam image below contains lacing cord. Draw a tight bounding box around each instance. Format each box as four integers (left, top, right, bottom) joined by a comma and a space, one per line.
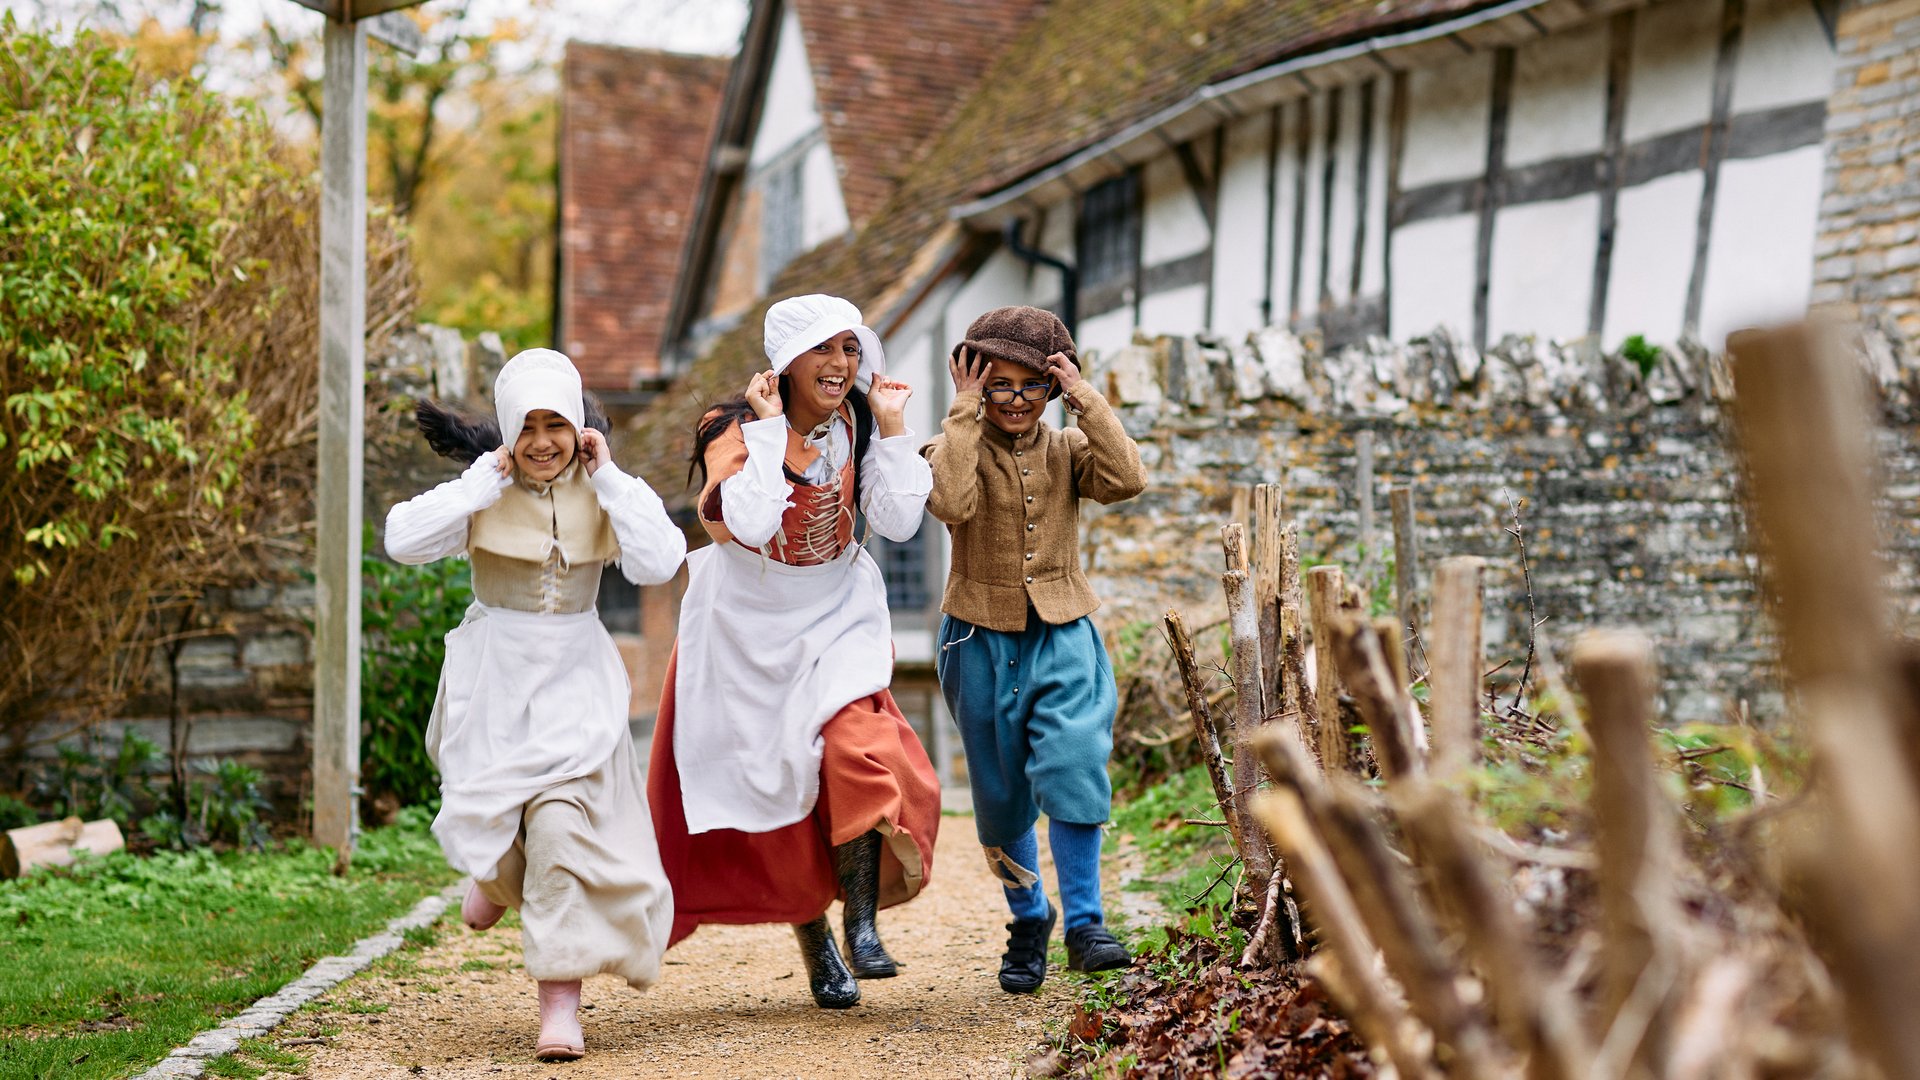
940, 623, 978, 653
763, 469, 853, 566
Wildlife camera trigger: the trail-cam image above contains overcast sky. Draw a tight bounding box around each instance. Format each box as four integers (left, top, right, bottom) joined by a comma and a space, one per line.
5, 0, 749, 57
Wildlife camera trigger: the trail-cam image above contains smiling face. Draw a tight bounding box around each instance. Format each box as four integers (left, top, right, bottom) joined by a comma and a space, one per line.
783, 330, 860, 427
513, 408, 578, 484
981, 357, 1053, 436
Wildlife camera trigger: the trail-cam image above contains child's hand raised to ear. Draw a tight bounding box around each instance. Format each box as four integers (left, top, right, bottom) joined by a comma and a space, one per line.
948, 346, 989, 394
868, 377, 912, 438
1046, 352, 1082, 393
579, 428, 611, 476
491, 445, 513, 478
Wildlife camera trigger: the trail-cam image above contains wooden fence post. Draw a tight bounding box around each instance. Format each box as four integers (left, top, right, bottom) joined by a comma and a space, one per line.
1306, 566, 1347, 770
1428, 556, 1485, 778
1727, 324, 1920, 1079
1390, 485, 1419, 668
1222, 524, 1274, 890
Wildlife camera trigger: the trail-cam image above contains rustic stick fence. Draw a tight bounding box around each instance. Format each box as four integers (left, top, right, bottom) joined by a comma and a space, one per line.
1156, 322, 1920, 1077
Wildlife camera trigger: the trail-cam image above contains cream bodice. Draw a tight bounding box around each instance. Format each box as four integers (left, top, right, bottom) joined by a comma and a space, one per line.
469, 547, 605, 615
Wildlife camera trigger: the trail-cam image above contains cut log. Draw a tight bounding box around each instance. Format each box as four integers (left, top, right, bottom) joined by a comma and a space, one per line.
1391, 485, 1420, 669
1253, 483, 1285, 708
2, 817, 126, 878
1223, 562, 1274, 890
1393, 782, 1594, 1080
1319, 779, 1503, 1076
1428, 556, 1486, 778
1569, 629, 1684, 1075
1328, 615, 1421, 781
1255, 788, 1432, 1080
1307, 565, 1348, 771
1727, 324, 1920, 1079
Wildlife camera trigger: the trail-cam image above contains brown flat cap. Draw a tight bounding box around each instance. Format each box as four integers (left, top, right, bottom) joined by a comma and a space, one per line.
953, 306, 1077, 399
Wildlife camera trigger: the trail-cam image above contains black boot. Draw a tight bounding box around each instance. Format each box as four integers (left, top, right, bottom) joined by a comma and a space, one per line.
834, 830, 899, 978
1065, 921, 1132, 972
999, 905, 1056, 993
794, 916, 860, 1008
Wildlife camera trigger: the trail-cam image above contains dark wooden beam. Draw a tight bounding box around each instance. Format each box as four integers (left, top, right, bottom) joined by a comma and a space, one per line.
1384, 70, 1408, 339
1684, 0, 1745, 339
1261, 105, 1282, 326
1288, 96, 1311, 326
1474, 48, 1514, 353
1350, 78, 1376, 302
1317, 85, 1342, 312
1589, 10, 1635, 340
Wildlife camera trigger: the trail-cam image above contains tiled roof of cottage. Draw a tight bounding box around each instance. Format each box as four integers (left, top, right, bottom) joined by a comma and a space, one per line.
559, 42, 728, 390
622, 0, 1512, 498
792, 0, 1048, 225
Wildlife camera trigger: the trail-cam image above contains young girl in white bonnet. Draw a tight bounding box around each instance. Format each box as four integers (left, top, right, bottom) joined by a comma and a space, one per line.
384, 348, 684, 1060
647, 295, 942, 1010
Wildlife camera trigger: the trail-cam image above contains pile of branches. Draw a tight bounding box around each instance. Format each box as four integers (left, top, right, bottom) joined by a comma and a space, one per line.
1092, 323, 1920, 1078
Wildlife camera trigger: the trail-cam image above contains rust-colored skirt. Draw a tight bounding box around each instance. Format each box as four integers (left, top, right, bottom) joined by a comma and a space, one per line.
648, 649, 941, 946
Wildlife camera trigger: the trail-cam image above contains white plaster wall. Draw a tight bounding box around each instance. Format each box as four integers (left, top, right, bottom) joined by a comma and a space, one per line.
1488, 194, 1600, 343
800, 139, 850, 249
1624, 0, 1720, 143
1362, 80, 1390, 301
1213, 113, 1275, 341
1697, 146, 1823, 350
1140, 154, 1211, 268
1078, 308, 1137, 359
1300, 92, 1328, 310
751, 9, 823, 166
1039, 197, 1076, 265
1506, 20, 1608, 167
1389, 214, 1478, 338
1602, 170, 1702, 347
1270, 104, 1302, 319
1732, 0, 1835, 112
947, 248, 1032, 342
1325, 85, 1363, 306
886, 327, 940, 452
1401, 53, 1491, 187
1140, 283, 1208, 338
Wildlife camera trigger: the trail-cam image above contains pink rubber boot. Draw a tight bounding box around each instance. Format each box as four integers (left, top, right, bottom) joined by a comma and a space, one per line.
461, 882, 507, 932
535, 979, 585, 1061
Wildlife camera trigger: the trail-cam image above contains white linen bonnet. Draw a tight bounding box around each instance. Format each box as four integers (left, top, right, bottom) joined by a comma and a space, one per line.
762, 294, 885, 392
494, 348, 585, 441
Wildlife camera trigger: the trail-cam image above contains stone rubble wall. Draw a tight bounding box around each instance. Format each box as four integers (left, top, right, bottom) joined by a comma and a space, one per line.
1081, 326, 1920, 725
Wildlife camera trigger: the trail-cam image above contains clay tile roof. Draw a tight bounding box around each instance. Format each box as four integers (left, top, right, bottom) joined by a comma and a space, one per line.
625, 0, 1514, 497
792, 0, 1048, 225
559, 42, 729, 391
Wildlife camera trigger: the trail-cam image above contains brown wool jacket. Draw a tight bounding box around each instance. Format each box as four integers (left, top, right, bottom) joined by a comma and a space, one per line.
920, 381, 1147, 632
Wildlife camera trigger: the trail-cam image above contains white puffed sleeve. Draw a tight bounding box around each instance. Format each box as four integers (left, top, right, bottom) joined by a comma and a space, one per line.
858, 429, 932, 542
383, 456, 512, 564
590, 462, 687, 585
714, 416, 793, 549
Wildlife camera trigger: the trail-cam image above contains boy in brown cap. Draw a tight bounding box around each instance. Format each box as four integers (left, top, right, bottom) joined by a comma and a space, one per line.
921, 306, 1147, 993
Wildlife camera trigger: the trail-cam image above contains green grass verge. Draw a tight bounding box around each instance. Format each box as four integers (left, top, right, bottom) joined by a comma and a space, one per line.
0, 807, 458, 1080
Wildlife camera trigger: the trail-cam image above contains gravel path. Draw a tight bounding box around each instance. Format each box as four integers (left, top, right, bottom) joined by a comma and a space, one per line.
297, 817, 1105, 1078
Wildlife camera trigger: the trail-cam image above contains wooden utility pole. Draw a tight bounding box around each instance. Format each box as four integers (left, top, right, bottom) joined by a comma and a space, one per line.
282, 0, 426, 862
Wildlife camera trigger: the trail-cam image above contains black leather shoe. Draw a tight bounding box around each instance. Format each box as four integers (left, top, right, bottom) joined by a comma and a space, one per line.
1065, 922, 1131, 972
794, 917, 860, 1008
998, 906, 1056, 993
834, 831, 899, 979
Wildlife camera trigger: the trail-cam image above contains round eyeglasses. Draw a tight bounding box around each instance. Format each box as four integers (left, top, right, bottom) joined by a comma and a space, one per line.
984, 383, 1053, 404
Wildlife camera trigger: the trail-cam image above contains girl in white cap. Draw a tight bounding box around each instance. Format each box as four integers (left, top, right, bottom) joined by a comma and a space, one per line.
384, 348, 685, 1060
647, 294, 941, 1009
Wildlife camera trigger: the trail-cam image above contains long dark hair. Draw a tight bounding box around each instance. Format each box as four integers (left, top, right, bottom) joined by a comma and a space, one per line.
687, 374, 873, 502
415, 395, 611, 464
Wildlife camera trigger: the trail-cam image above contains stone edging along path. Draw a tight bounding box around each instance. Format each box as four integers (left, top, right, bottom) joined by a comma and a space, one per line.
134, 880, 468, 1080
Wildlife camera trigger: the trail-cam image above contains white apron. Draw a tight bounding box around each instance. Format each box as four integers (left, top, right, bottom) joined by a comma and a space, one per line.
426, 602, 631, 878
673, 539, 893, 835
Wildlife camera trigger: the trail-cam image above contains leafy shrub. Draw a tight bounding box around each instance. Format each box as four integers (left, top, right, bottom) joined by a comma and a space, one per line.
360, 547, 472, 813
30, 732, 162, 824
0, 20, 416, 751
